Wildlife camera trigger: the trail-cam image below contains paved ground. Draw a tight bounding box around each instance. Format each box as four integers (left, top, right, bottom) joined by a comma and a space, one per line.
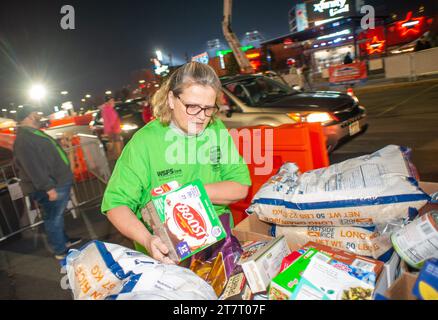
0, 200, 133, 300
0, 78, 437, 299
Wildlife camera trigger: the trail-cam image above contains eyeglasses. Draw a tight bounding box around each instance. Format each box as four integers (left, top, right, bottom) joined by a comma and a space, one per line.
175, 95, 219, 117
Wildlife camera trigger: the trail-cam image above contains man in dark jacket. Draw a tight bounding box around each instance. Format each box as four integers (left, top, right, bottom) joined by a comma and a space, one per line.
13, 105, 81, 259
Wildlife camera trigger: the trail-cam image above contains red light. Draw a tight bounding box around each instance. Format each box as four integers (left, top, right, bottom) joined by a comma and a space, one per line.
396, 11, 424, 37
366, 36, 386, 54
246, 52, 261, 59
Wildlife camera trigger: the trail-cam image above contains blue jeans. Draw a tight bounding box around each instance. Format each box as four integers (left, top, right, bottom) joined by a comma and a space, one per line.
31, 183, 72, 255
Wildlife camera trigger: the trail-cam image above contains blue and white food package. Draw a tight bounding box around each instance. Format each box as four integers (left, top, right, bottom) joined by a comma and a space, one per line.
65, 240, 217, 300
247, 145, 430, 227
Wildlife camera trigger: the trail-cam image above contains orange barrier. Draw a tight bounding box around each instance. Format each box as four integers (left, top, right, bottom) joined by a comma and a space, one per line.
73, 114, 93, 126
49, 117, 75, 128
228, 123, 329, 225
0, 133, 15, 150
69, 136, 93, 182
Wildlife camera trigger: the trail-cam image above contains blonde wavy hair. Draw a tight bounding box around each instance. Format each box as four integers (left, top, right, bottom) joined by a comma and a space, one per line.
151, 62, 222, 125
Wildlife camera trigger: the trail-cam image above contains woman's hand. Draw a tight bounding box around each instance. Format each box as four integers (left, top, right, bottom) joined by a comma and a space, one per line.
143, 235, 175, 265
107, 206, 176, 264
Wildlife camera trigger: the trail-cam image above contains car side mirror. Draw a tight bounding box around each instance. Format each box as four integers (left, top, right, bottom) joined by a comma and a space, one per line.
226, 109, 233, 118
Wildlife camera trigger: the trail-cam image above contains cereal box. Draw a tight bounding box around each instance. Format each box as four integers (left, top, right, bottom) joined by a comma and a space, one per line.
141, 179, 226, 262
238, 236, 290, 294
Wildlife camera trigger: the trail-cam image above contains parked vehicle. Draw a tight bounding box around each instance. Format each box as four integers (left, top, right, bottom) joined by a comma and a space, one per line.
218, 74, 368, 152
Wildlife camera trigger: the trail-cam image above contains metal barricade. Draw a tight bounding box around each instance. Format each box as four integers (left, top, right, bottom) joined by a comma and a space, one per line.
0, 134, 111, 243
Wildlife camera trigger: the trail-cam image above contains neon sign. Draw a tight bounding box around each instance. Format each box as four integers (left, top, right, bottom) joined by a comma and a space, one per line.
366, 36, 385, 54
313, 0, 349, 18
396, 11, 424, 37
216, 46, 254, 57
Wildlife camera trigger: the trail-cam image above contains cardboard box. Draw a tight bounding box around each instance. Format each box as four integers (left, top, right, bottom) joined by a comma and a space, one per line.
384, 273, 418, 300
301, 241, 384, 276
220, 273, 253, 300
373, 251, 401, 297
269, 248, 321, 300
141, 179, 226, 262
238, 236, 290, 294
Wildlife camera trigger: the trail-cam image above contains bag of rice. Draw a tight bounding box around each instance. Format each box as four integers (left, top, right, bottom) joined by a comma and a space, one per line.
65, 240, 217, 300
247, 145, 430, 227
272, 224, 393, 260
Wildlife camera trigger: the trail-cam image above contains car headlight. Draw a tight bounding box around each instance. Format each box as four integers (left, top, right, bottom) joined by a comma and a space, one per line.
288, 112, 337, 125
306, 112, 334, 123
120, 123, 139, 131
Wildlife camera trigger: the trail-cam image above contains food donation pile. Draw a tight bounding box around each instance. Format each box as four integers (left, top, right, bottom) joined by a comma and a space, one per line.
65, 145, 438, 300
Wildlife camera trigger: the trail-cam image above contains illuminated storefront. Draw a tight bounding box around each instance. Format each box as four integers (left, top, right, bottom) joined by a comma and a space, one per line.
264, 1, 434, 76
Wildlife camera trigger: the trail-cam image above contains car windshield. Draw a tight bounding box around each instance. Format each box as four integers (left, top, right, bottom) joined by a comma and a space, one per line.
225, 76, 297, 106
116, 103, 142, 118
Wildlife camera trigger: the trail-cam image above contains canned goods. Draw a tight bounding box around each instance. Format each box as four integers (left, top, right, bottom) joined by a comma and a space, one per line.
391, 211, 438, 269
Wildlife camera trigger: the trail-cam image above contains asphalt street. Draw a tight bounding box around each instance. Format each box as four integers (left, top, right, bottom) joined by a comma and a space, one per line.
330, 78, 438, 182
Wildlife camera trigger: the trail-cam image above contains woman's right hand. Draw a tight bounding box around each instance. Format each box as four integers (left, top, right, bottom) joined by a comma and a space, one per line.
144, 235, 175, 265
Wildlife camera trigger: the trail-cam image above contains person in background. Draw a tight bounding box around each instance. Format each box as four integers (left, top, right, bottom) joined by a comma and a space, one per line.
343, 52, 353, 65
13, 105, 81, 260
101, 62, 251, 264
102, 96, 124, 161
414, 36, 432, 52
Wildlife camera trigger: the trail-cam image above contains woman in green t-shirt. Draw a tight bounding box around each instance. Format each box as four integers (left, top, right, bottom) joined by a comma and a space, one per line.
102, 62, 251, 264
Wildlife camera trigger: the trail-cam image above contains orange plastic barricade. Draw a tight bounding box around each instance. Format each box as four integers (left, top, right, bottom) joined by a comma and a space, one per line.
0, 133, 16, 150
73, 114, 93, 126
49, 117, 75, 128
228, 123, 329, 225
69, 136, 92, 182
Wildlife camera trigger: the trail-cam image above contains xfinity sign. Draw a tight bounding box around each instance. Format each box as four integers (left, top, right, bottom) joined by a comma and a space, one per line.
313, 0, 350, 17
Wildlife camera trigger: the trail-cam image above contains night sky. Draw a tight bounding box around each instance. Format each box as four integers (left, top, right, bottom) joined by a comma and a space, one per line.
0, 0, 434, 109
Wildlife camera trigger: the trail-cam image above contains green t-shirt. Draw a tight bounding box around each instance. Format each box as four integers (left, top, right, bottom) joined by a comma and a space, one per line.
101, 118, 252, 223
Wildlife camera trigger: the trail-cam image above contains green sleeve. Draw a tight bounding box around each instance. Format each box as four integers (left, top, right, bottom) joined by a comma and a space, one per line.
101, 136, 150, 219
217, 120, 252, 186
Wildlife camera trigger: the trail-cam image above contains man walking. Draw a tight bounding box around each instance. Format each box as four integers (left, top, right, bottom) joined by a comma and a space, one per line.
13, 105, 81, 260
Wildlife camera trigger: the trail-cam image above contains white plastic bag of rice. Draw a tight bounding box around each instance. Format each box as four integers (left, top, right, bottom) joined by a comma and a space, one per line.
247, 145, 430, 227
65, 240, 217, 300
272, 224, 393, 260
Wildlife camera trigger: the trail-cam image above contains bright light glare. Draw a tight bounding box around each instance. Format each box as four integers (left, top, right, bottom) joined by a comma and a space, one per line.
29, 84, 47, 101
306, 112, 333, 123
121, 123, 139, 131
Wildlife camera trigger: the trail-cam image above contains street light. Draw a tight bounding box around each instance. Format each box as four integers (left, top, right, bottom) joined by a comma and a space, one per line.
85, 94, 91, 98
105, 90, 112, 95
81, 99, 86, 102
29, 84, 47, 101
156, 50, 163, 61
61, 91, 69, 95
